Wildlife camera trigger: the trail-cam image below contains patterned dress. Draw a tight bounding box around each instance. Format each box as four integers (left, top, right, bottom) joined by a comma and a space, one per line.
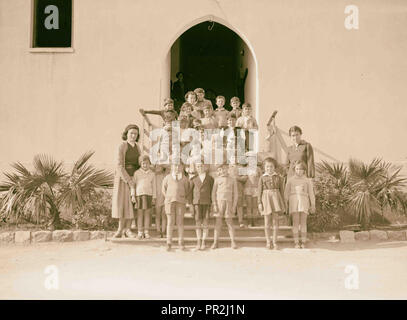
257, 173, 285, 215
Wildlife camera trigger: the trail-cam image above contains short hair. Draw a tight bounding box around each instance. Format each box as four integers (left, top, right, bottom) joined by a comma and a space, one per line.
230, 96, 240, 103
163, 97, 174, 106
294, 160, 307, 171
242, 103, 252, 109
185, 91, 197, 100
180, 102, 193, 112
289, 125, 302, 135
263, 157, 278, 169
216, 95, 225, 102
194, 88, 205, 94
176, 71, 184, 78
138, 155, 151, 164
122, 124, 140, 141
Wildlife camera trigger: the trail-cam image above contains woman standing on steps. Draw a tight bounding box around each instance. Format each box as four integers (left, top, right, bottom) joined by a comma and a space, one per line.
284, 126, 315, 179
112, 124, 141, 238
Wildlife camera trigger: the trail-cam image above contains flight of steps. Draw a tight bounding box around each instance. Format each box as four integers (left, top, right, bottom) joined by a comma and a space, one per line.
109, 212, 294, 246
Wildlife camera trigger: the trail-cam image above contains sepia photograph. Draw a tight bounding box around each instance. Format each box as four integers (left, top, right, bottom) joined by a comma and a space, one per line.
1, 0, 407, 305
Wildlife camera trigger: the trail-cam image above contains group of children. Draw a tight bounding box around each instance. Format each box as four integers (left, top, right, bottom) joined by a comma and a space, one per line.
114, 88, 316, 251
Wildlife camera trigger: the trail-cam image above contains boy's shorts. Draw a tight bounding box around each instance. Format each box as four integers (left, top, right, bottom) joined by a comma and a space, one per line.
165, 202, 186, 216
193, 204, 210, 220
216, 200, 234, 219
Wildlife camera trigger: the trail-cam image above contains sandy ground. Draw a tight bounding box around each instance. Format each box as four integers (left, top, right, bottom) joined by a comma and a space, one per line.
1, 239, 406, 300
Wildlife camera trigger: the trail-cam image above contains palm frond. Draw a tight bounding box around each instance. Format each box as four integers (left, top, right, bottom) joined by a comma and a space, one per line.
32, 154, 65, 187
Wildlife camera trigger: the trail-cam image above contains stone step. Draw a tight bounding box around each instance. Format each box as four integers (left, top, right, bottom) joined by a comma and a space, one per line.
109, 236, 294, 244
131, 226, 292, 238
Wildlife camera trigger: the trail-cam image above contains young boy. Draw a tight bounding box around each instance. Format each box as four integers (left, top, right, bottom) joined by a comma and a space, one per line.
229, 163, 247, 228
200, 104, 217, 129
229, 96, 242, 119
223, 114, 246, 165
190, 163, 214, 250
236, 103, 258, 130
211, 164, 238, 249
154, 164, 167, 238
140, 98, 178, 125
162, 163, 190, 251
214, 95, 229, 129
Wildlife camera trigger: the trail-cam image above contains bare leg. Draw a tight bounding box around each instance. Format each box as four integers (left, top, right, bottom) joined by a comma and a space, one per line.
137, 209, 144, 235
264, 215, 271, 248
300, 212, 308, 247
212, 217, 222, 249
144, 209, 151, 238
155, 206, 161, 232
166, 214, 175, 246
272, 214, 279, 248
161, 207, 167, 234
201, 217, 209, 250
292, 212, 300, 247
176, 205, 185, 249
225, 217, 237, 249
237, 207, 244, 226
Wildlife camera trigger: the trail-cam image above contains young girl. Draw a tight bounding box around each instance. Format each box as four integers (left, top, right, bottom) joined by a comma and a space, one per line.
190, 163, 214, 250
162, 162, 190, 251
284, 161, 316, 249
200, 105, 217, 129
211, 164, 238, 249
131, 155, 156, 239
154, 164, 167, 238
258, 157, 285, 250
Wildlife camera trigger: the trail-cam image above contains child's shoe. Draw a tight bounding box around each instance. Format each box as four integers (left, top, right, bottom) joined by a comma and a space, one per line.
144, 232, 150, 239
294, 242, 300, 249
179, 242, 186, 251
300, 241, 306, 249
239, 223, 245, 228
124, 230, 137, 238
166, 243, 172, 252
231, 241, 238, 249
137, 232, 143, 240
266, 242, 272, 250
211, 242, 218, 250
272, 242, 279, 250
200, 241, 206, 250
113, 231, 122, 238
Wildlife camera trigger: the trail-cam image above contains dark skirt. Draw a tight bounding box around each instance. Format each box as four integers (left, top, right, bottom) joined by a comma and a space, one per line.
135, 195, 153, 210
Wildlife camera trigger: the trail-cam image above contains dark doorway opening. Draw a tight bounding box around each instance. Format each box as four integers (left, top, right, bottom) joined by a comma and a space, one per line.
170, 21, 250, 112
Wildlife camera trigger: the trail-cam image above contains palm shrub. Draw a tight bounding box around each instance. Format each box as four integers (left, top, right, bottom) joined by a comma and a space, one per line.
0, 152, 113, 230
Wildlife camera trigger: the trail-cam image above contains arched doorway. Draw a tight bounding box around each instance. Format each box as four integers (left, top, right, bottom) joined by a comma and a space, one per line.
161, 17, 258, 120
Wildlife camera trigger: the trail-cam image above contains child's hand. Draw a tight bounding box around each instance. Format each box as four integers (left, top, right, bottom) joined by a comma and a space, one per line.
310, 206, 316, 214
131, 195, 136, 203
258, 203, 263, 212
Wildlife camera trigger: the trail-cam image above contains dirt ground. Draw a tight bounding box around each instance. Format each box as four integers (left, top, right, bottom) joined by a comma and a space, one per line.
1, 239, 406, 300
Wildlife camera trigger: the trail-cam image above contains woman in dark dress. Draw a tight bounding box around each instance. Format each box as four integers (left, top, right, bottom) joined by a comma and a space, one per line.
284, 126, 315, 178
112, 124, 141, 238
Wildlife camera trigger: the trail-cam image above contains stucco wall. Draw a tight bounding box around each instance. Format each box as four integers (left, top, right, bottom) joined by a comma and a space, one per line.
0, 0, 406, 173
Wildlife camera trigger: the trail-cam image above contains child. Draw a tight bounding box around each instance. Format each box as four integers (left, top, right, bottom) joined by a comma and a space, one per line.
284, 161, 315, 249
162, 162, 190, 251
258, 157, 286, 249
211, 164, 238, 249
229, 164, 247, 228
244, 162, 261, 228
214, 95, 229, 129
229, 96, 242, 119
190, 163, 214, 250
154, 164, 167, 238
140, 98, 178, 125
223, 114, 246, 165
179, 102, 195, 127
185, 91, 200, 118
194, 88, 214, 112
131, 155, 156, 239
236, 103, 258, 130
200, 104, 217, 129
236, 103, 258, 153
